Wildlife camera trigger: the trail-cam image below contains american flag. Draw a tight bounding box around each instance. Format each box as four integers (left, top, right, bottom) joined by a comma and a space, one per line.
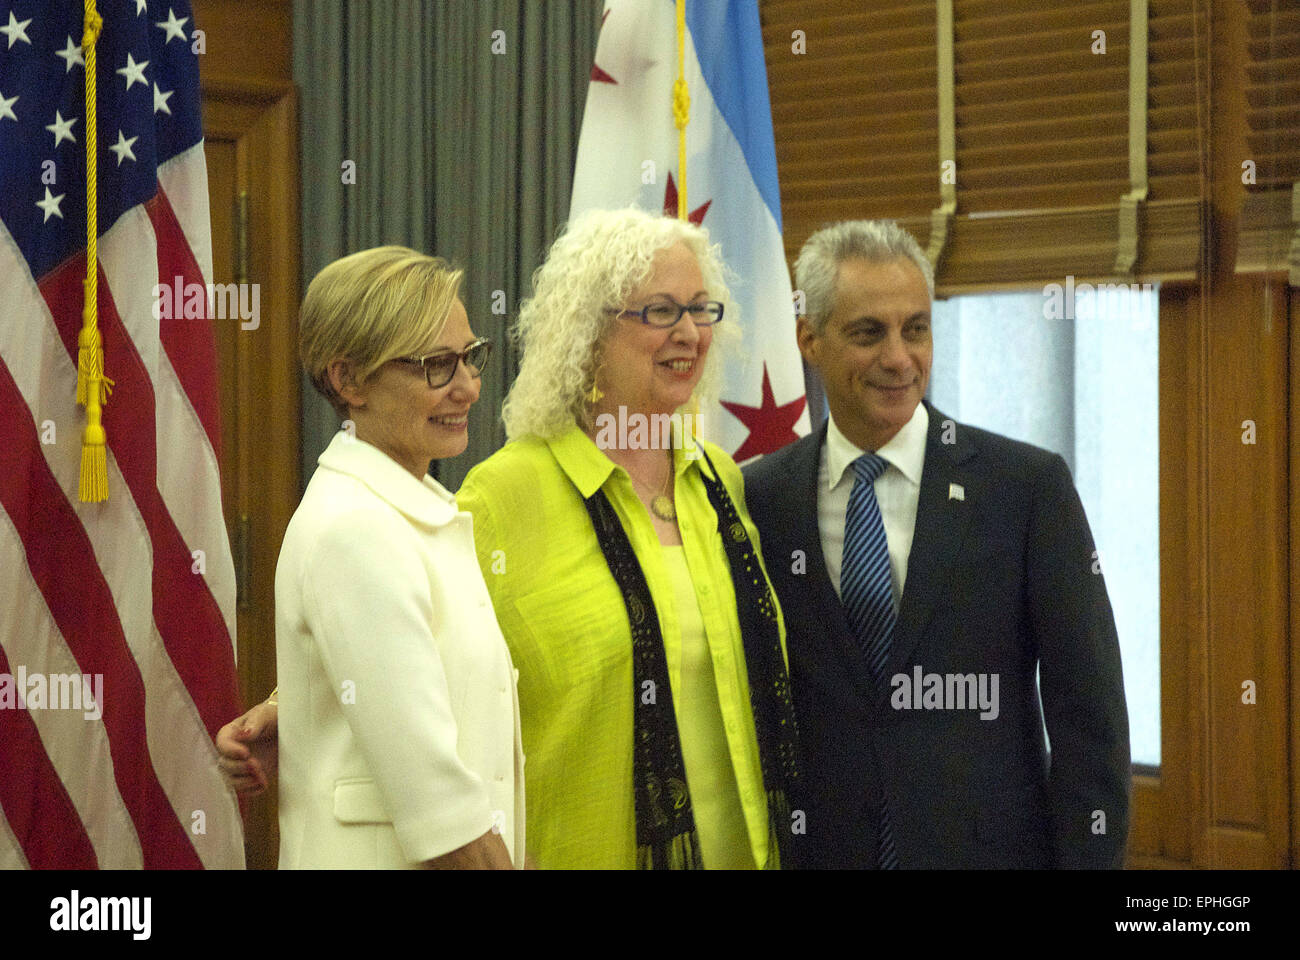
0, 0, 244, 868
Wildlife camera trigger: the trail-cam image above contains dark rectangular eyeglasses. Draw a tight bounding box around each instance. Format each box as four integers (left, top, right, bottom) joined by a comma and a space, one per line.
392, 337, 492, 388
608, 301, 725, 327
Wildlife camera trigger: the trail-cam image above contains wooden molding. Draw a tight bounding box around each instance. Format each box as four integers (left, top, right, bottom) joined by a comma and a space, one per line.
201, 74, 299, 870
1154, 276, 1291, 868
1290, 286, 1299, 868
201, 77, 297, 106
1144, 284, 1204, 866
1127, 853, 1196, 869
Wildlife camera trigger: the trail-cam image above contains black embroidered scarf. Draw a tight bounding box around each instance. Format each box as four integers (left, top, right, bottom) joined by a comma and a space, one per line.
581, 449, 799, 869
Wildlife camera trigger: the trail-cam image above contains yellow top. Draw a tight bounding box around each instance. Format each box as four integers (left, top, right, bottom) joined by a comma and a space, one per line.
457, 424, 786, 869
662, 544, 755, 869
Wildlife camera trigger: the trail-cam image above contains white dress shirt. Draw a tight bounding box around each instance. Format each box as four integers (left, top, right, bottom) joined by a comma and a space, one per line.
819, 401, 929, 606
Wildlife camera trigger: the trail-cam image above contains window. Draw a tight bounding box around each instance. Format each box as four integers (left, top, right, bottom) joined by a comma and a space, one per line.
928, 283, 1160, 765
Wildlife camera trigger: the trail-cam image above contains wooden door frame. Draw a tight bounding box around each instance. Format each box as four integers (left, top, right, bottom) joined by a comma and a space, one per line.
203, 77, 300, 869
1131, 276, 1292, 869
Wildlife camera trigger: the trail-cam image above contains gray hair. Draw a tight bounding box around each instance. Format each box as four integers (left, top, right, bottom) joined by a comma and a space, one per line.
793, 220, 934, 331
501, 207, 740, 441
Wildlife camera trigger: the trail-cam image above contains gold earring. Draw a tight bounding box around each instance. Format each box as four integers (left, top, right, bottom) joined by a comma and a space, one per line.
588, 381, 604, 404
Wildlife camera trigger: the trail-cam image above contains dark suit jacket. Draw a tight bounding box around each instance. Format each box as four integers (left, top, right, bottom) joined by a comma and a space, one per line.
744, 401, 1130, 868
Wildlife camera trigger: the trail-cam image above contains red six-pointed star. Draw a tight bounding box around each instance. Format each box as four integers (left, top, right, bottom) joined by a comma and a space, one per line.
720, 364, 807, 462
662, 172, 711, 224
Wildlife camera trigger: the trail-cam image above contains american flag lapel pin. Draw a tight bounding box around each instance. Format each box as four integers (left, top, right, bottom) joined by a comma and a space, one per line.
949, 483, 965, 501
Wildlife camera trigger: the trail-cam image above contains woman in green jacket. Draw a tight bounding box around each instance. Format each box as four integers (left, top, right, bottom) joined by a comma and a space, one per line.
457, 207, 796, 869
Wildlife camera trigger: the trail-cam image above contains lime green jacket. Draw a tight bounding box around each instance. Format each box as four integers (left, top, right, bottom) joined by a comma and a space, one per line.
458, 425, 788, 869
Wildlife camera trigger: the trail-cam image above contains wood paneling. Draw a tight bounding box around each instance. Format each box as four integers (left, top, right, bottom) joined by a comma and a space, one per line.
1205, 2, 1288, 866
1291, 286, 1299, 868
1203, 275, 1289, 865
194, 0, 297, 871
191, 0, 293, 83
1146, 286, 1202, 867
1112, 253, 1289, 875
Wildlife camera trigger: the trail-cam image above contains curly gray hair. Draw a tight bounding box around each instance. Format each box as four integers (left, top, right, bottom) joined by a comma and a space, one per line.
501, 207, 741, 440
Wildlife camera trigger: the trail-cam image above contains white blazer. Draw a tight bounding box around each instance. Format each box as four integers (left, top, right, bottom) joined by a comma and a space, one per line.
276, 432, 525, 868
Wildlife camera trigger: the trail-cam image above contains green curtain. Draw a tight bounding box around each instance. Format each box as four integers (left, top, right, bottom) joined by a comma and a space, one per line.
293, 0, 602, 492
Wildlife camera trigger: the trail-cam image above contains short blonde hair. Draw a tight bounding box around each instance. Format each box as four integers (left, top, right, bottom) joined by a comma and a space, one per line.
501, 207, 740, 440
299, 246, 464, 417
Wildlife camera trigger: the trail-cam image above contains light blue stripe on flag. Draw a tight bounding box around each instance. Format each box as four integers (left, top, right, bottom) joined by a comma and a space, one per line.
684, 0, 783, 231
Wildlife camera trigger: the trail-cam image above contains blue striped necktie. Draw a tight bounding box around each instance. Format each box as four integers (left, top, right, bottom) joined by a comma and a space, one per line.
840, 452, 901, 869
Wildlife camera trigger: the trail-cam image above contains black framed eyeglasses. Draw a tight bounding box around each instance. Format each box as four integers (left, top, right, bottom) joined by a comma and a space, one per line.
392, 337, 492, 388
608, 300, 725, 328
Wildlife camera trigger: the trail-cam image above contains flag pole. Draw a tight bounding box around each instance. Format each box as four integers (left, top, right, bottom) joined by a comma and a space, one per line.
673, 0, 690, 220
673, 0, 702, 436
78, 0, 112, 502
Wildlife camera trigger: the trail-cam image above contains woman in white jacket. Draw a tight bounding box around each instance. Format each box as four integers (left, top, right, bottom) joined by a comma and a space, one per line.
265, 246, 524, 869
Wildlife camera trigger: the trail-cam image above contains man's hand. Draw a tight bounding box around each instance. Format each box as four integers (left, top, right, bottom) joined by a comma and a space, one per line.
424, 828, 515, 870
216, 699, 280, 798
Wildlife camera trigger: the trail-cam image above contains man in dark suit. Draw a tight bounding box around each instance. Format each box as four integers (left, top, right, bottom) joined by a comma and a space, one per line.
745, 220, 1130, 869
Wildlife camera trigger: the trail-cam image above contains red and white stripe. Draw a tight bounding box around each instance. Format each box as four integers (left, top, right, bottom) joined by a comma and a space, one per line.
0, 145, 245, 869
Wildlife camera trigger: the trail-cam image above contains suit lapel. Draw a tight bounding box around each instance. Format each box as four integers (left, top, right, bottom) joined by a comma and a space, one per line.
884, 403, 978, 692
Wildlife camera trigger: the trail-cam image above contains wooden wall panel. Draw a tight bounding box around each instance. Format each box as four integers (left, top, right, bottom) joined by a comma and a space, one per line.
1291, 286, 1299, 869
1202, 276, 1289, 866
191, 0, 293, 82
1118, 273, 1289, 873
193, 0, 297, 871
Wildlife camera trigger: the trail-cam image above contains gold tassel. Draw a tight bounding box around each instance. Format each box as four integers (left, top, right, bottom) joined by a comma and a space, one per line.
79, 418, 108, 503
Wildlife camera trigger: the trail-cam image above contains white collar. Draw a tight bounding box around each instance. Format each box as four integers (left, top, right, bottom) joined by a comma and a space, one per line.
825, 401, 928, 491
316, 431, 460, 528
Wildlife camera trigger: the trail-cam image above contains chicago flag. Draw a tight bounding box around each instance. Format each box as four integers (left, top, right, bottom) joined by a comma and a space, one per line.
570, 0, 809, 461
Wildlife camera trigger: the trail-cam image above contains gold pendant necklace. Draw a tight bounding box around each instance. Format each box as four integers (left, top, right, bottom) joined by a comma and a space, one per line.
650, 494, 677, 522
630, 455, 676, 522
